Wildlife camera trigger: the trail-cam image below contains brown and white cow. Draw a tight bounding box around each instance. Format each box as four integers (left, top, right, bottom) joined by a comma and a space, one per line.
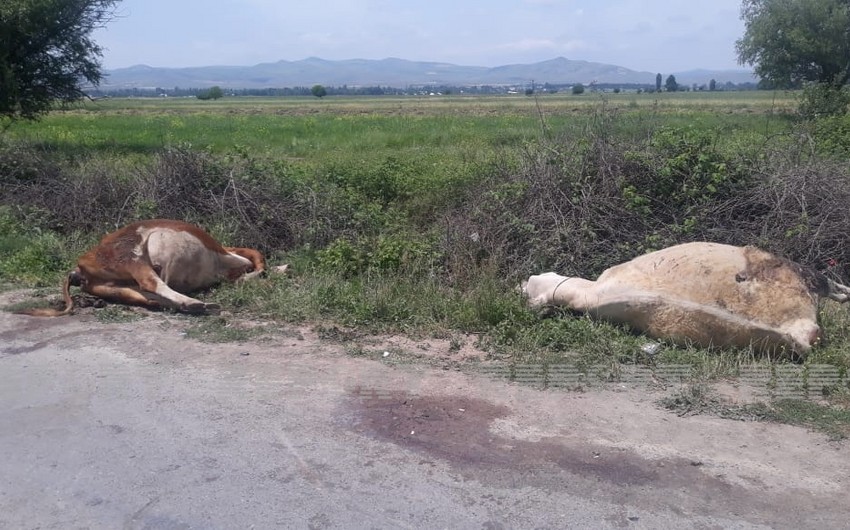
18, 219, 266, 316
522, 242, 850, 356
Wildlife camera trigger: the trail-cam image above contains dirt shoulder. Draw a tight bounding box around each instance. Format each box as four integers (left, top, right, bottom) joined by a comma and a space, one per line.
2, 290, 849, 528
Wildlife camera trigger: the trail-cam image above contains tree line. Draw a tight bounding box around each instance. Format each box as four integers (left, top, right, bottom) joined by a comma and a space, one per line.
89, 81, 758, 99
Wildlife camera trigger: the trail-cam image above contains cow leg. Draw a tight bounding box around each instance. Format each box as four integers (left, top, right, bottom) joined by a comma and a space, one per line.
128, 264, 220, 314
85, 282, 164, 309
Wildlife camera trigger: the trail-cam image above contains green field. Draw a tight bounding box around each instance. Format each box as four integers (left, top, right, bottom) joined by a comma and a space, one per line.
3, 90, 850, 401
6, 91, 797, 159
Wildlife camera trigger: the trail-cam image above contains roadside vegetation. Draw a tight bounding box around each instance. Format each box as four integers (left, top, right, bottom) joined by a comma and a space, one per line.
2, 92, 850, 434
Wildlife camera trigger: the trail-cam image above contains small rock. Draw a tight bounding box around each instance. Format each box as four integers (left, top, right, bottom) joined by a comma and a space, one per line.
641, 342, 661, 355
240, 351, 250, 356
383, 351, 390, 357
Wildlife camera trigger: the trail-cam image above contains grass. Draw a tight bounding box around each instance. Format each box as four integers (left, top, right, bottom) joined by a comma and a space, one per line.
6, 92, 796, 161
182, 315, 272, 343
95, 305, 144, 324
3, 91, 850, 437
660, 383, 850, 440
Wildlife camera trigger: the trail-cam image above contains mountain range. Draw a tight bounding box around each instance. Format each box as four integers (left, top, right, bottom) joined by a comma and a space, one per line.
101, 57, 757, 90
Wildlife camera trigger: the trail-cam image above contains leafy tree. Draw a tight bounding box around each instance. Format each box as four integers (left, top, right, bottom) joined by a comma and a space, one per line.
208, 86, 223, 100
0, 0, 119, 121
196, 86, 223, 101
311, 84, 327, 98
665, 74, 679, 92
737, 0, 850, 116
571, 83, 585, 95
736, 0, 850, 87
656, 73, 662, 92
709, 78, 717, 91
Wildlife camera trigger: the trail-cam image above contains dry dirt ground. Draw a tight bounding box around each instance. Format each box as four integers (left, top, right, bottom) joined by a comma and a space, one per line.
1, 289, 849, 529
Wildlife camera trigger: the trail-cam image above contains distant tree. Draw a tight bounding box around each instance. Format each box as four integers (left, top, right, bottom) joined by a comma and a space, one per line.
208, 86, 224, 100
524, 88, 534, 96
709, 78, 717, 91
571, 83, 585, 95
196, 87, 222, 100
0, 0, 120, 121
736, 0, 850, 116
613, 87, 621, 94
311, 84, 327, 98
665, 74, 679, 92
656, 73, 662, 92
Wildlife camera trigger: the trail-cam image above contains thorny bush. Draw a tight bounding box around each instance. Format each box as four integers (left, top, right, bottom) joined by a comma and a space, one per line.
3, 111, 850, 287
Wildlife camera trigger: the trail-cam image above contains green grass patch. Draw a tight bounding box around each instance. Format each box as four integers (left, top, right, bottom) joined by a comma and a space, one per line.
183, 316, 271, 343
94, 306, 145, 324
660, 383, 850, 441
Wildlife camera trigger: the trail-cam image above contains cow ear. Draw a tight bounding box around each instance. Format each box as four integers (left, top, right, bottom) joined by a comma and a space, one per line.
518, 280, 529, 296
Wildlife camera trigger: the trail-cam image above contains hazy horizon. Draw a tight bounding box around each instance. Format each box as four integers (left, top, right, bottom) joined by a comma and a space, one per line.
94, 0, 746, 74
106, 55, 753, 75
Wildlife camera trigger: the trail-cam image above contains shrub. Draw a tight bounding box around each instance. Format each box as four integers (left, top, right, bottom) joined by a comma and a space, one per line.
798, 82, 850, 119
441, 111, 850, 288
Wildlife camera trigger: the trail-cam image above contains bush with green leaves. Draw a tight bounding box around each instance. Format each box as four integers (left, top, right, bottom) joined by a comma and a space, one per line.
317, 233, 438, 277
809, 114, 850, 158
623, 126, 747, 221
0, 206, 71, 285
797, 82, 850, 119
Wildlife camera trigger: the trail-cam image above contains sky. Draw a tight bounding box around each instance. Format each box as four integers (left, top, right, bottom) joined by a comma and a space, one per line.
94, 0, 748, 73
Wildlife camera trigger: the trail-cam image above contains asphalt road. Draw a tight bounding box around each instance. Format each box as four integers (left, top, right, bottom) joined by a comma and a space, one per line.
1, 307, 848, 529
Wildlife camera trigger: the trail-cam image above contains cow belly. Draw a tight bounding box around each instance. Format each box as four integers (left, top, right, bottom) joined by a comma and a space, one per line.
144, 229, 225, 292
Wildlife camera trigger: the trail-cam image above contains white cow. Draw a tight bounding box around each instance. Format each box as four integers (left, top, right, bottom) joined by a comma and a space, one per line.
523, 242, 850, 355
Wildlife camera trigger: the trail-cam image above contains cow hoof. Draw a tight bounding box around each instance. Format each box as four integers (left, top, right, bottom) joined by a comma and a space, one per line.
203, 303, 222, 315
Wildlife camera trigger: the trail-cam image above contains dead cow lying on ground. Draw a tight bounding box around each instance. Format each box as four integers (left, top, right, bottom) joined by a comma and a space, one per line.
19, 219, 266, 316
522, 242, 850, 356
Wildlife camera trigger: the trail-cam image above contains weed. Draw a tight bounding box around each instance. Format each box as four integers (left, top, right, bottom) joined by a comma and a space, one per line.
95, 305, 143, 324
660, 382, 850, 440
183, 316, 269, 343
2, 299, 51, 313
749, 399, 850, 441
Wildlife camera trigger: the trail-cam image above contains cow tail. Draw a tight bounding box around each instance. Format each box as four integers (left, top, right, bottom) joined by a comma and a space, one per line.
16, 272, 75, 317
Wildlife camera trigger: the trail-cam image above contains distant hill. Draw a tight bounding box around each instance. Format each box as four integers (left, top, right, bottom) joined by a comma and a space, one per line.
101, 56, 756, 90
